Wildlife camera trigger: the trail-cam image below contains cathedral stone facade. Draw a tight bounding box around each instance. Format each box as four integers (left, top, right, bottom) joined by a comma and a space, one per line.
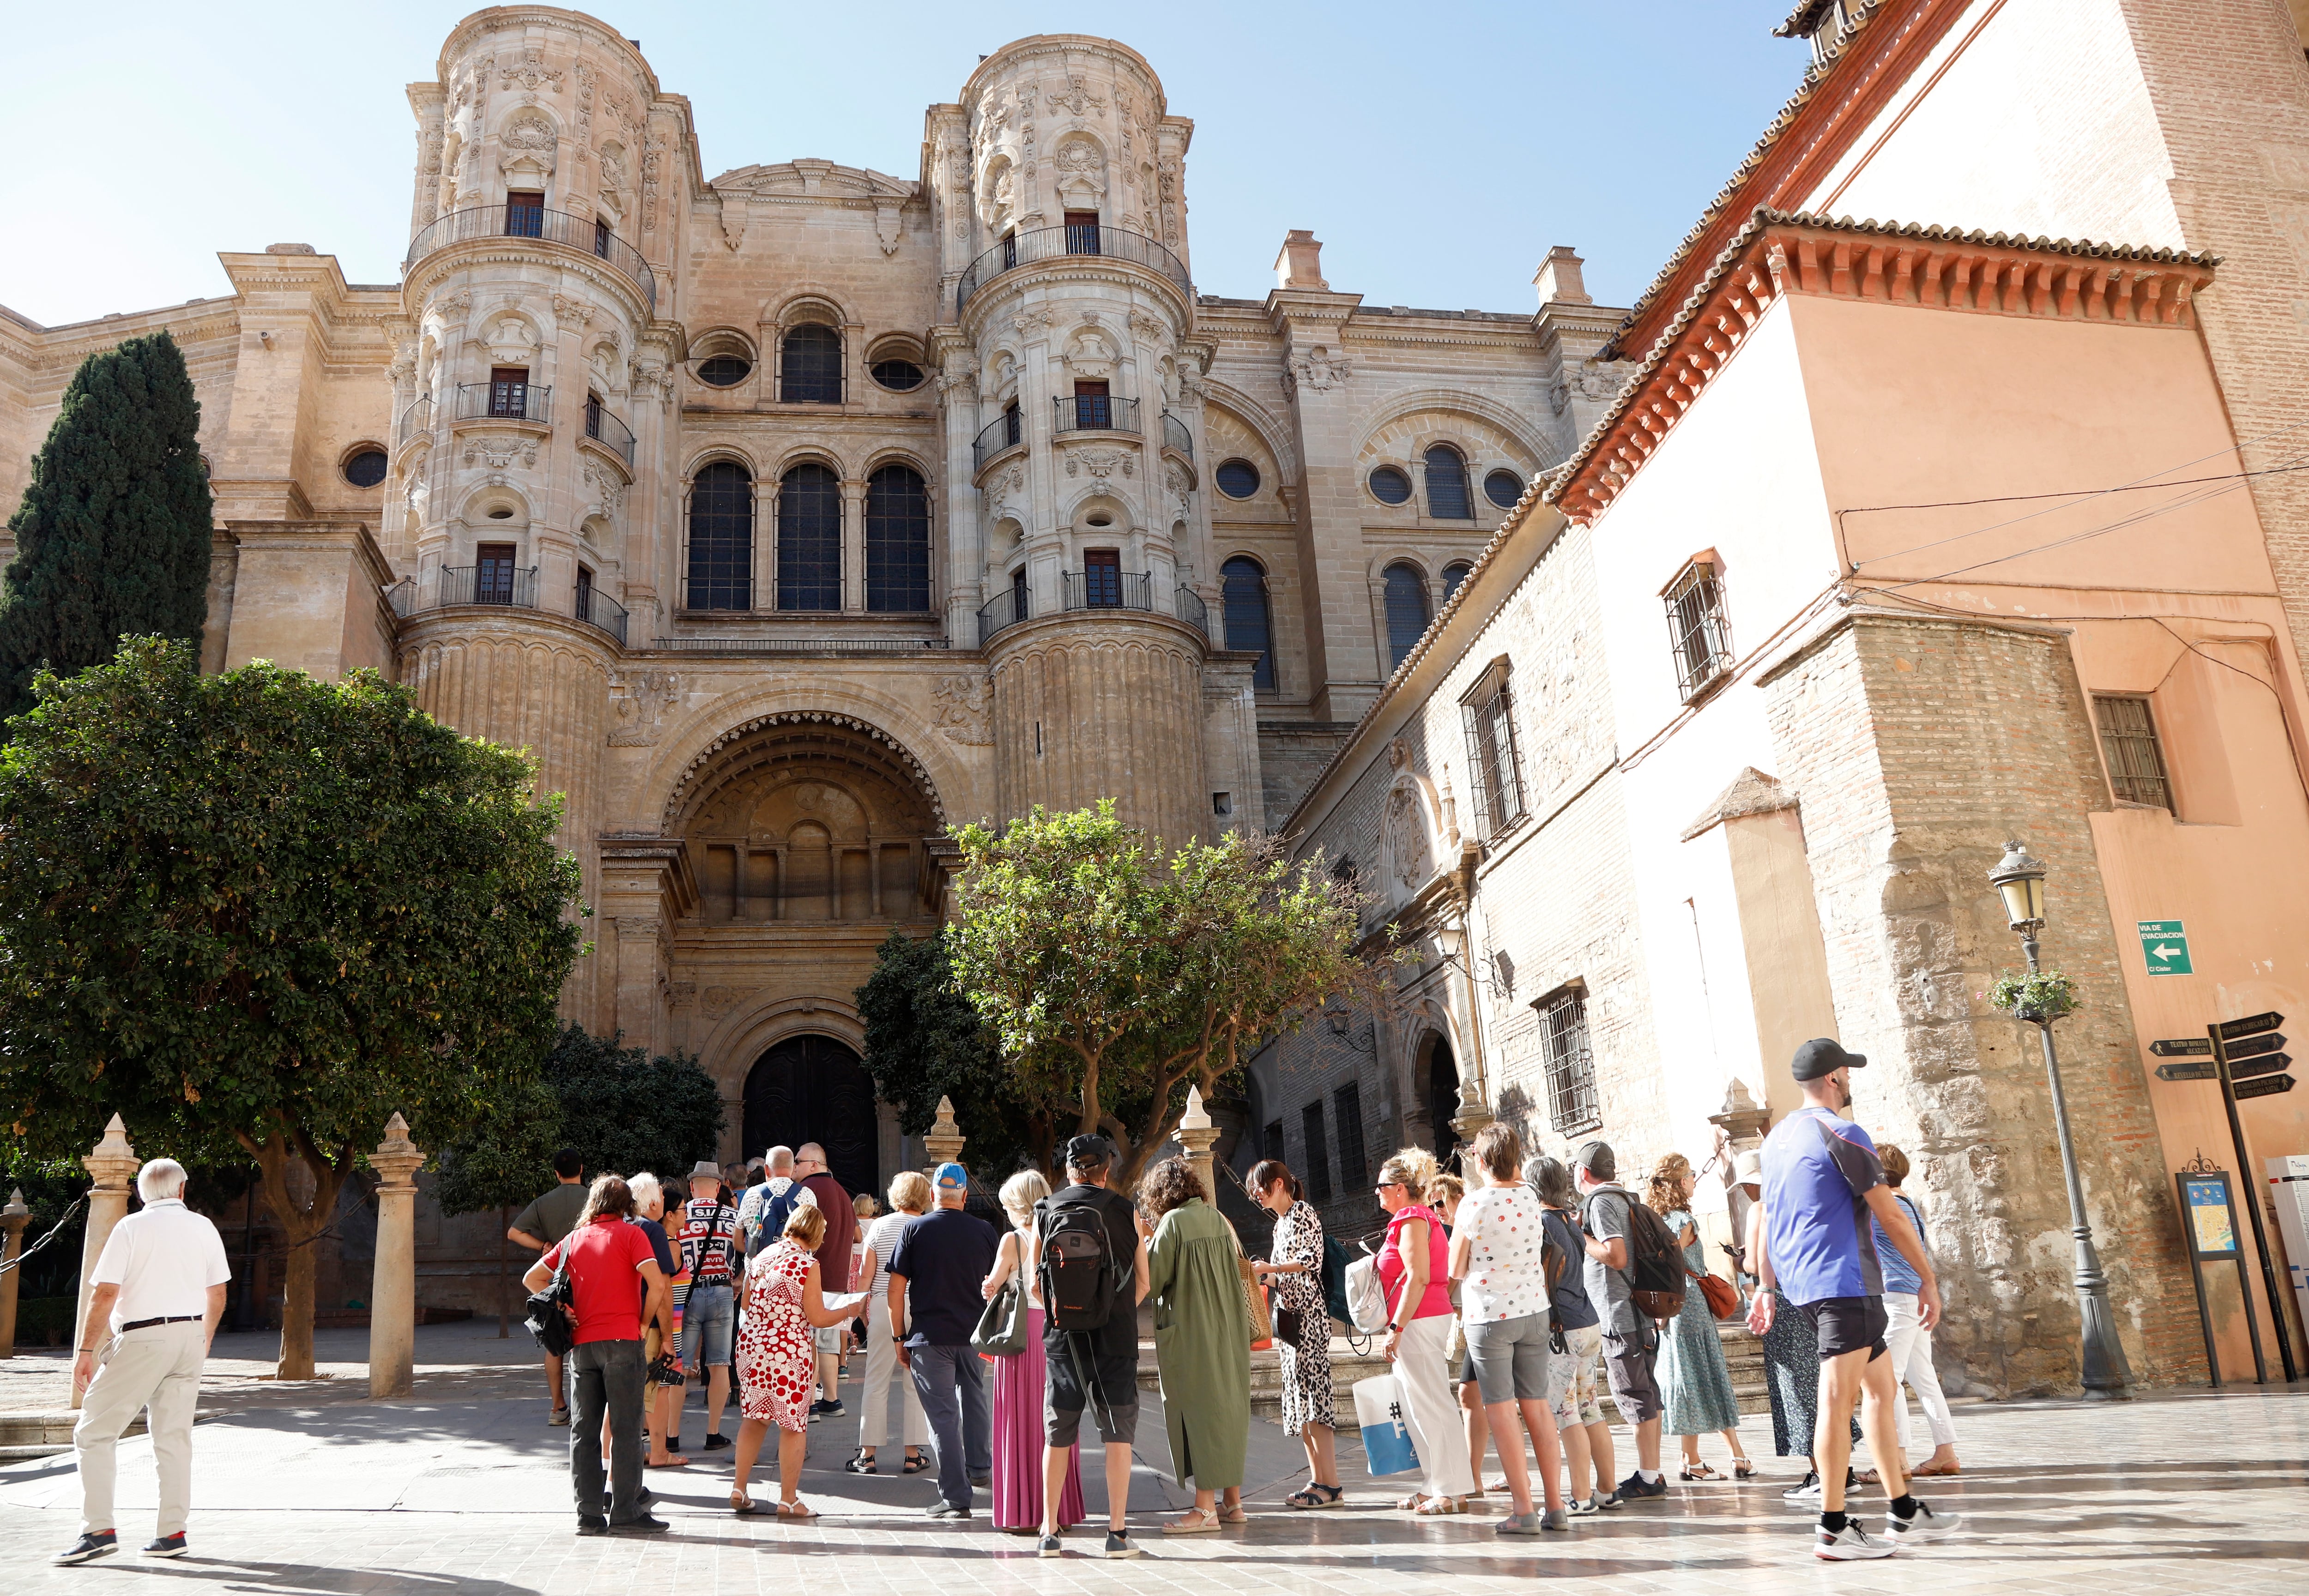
0, 8, 1622, 1225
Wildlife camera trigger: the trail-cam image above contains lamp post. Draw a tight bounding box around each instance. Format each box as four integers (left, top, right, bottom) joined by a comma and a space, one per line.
1987, 839, 2132, 1397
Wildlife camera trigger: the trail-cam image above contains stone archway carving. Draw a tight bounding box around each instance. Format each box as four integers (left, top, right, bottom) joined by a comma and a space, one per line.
661, 709, 945, 833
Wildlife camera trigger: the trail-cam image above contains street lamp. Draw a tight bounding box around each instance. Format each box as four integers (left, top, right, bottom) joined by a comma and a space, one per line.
1987, 839, 2132, 1397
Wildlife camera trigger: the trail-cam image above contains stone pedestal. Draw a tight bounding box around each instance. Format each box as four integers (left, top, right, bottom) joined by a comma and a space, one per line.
1177, 1086, 1220, 1204
367, 1114, 426, 1400
923, 1095, 966, 1171
0, 1189, 30, 1358
1448, 1079, 1496, 1151
72, 1116, 139, 1409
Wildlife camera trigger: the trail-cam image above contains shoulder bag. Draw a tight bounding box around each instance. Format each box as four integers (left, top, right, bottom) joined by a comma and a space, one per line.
971, 1253, 1031, 1356
523, 1251, 577, 1358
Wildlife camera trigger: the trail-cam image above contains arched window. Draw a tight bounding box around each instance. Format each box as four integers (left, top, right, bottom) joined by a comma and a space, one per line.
777, 463, 842, 610
1441, 560, 1473, 602
780, 323, 842, 404
1221, 556, 1276, 690
1424, 445, 1472, 520
686, 461, 754, 611
865, 464, 931, 613
1383, 561, 1430, 671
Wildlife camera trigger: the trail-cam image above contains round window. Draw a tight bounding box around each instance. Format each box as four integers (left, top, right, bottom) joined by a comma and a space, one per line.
1484, 469, 1524, 509
343, 448, 388, 488
1368, 465, 1412, 505
1215, 458, 1261, 499
697, 355, 752, 387
870, 358, 926, 391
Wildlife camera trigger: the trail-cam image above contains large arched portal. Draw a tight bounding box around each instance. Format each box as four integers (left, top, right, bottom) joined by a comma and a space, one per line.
743, 1035, 880, 1201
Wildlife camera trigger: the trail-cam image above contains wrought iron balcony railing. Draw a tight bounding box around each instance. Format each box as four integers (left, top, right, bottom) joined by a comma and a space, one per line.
1054, 395, 1138, 435
396, 395, 432, 448
575, 584, 629, 646
1062, 568, 1153, 613
582, 397, 636, 466
391, 564, 541, 615
453, 383, 552, 423
1173, 585, 1209, 638
1162, 411, 1193, 459
977, 584, 1030, 646
955, 223, 1191, 314
974, 409, 1025, 472
404, 205, 658, 315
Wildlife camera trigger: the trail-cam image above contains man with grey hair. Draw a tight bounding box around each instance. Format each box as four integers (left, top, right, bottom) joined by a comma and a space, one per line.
737, 1146, 793, 1259
54, 1158, 231, 1565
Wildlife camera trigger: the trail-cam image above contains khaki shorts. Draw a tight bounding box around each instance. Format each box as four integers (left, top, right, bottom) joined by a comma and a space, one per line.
1552, 1323, 1605, 1428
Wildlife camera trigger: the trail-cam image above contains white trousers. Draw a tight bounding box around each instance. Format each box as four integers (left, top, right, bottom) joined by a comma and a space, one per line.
857, 1291, 928, 1449
1394, 1314, 1476, 1500
1881, 1292, 1956, 1449
75, 1321, 206, 1536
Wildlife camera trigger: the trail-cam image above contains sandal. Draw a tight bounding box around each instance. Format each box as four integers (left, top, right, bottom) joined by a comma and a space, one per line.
647, 1452, 690, 1469
1287, 1483, 1346, 1509
844, 1453, 878, 1475
1412, 1495, 1464, 1516
1679, 1462, 1723, 1481
1218, 1504, 1248, 1524
779, 1498, 819, 1520
901, 1452, 931, 1474
1733, 1459, 1756, 1479
730, 1490, 759, 1516
1164, 1509, 1221, 1534
1397, 1492, 1431, 1512
1912, 1459, 1962, 1477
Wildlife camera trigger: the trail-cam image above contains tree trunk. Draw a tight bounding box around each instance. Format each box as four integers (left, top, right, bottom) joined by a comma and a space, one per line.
245, 1128, 346, 1382
497, 1205, 510, 1338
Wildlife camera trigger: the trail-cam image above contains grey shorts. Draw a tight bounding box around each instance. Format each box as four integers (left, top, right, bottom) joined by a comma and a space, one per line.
1464, 1313, 1553, 1403
682, 1284, 733, 1372
1601, 1326, 1662, 1426
813, 1324, 846, 1355
1045, 1391, 1136, 1449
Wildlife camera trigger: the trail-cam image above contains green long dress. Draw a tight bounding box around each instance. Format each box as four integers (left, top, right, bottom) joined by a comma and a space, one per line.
1145, 1196, 1250, 1489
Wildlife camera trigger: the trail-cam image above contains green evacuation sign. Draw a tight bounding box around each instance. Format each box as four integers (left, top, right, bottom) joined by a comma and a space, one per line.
2139, 920, 2193, 976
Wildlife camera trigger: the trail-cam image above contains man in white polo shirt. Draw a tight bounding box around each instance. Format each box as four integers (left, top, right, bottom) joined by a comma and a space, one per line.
54, 1157, 231, 1566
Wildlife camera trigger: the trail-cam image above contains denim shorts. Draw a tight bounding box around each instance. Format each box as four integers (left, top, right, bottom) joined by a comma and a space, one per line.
1463, 1312, 1553, 1403
682, 1283, 734, 1371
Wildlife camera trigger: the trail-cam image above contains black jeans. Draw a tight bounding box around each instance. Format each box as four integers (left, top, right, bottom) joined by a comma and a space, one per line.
568, 1338, 646, 1523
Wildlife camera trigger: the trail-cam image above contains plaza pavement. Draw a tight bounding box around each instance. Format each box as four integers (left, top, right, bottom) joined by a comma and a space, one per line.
1, 1321, 2304, 1593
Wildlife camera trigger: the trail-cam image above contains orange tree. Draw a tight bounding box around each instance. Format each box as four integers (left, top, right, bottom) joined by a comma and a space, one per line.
0, 639, 580, 1377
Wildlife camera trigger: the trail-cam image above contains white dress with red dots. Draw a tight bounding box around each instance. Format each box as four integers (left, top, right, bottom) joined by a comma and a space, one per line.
737, 1239, 816, 1432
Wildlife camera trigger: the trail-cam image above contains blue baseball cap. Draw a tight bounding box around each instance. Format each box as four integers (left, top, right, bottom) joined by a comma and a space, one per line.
934, 1162, 968, 1192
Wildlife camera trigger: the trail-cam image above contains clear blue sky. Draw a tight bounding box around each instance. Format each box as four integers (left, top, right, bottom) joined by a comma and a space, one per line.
0, 2, 1808, 327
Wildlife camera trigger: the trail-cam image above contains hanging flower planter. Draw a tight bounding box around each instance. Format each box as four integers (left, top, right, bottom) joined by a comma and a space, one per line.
1983, 969, 2080, 1024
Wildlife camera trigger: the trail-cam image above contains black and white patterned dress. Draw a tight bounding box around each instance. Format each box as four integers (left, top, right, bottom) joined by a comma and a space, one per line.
1271, 1199, 1336, 1436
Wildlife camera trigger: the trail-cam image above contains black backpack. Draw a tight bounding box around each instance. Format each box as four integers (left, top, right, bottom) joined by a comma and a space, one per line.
1321, 1233, 1352, 1326
1585, 1187, 1687, 1320
523, 1253, 576, 1357
1039, 1194, 1119, 1334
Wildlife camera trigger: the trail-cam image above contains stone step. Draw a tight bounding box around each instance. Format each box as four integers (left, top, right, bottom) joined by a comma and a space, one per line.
0, 1410, 142, 1447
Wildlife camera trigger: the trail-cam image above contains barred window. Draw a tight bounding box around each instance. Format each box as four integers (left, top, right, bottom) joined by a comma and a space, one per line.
1221, 556, 1275, 689
685, 461, 753, 611
1333, 1084, 1369, 1193
1441, 560, 1472, 602
1301, 1101, 1334, 1203
864, 464, 931, 612
1424, 445, 1472, 519
777, 463, 841, 610
780, 323, 842, 404
1459, 661, 1526, 839
1383, 562, 1430, 671
1663, 557, 1733, 700
1536, 986, 1599, 1134
2095, 694, 2173, 812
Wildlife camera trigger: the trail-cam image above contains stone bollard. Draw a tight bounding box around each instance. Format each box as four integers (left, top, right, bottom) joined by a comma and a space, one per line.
1177, 1085, 1219, 1205
72, 1117, 139, 1410
0, 1189, 30, 1358
923, 1094, 966, 1171
367, 1113, 426, 1400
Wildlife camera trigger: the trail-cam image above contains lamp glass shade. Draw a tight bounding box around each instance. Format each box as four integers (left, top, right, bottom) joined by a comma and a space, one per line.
1436, 926, 1463, 958
1996, 873, 2044, 927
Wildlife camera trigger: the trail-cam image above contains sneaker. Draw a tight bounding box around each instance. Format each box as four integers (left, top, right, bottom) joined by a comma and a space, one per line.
610, 1513, 670, 1535
1569, 1489, 1618, 1514
1037, 1533, 1064, 1557
816, 1399, 846, 1418
1885, 1500, 1962, 1543
700, 1432, 731, 1451
1782, 1471, 1823, 1505
574, 1515, 608, 1537
665, 1434, 683, 1453
54, 1531, 118, 1565
142, 1534, 189, 1558
1594, 1489, 1622, 1510
1497, 1512, 1545, 1536
1104, 1529, 1142, 1559
1616, 1470, 1668, 1500
1541, 1507, 1570, 1532
548, 1407, 571, 1427
1815, 1519, 1894, 1560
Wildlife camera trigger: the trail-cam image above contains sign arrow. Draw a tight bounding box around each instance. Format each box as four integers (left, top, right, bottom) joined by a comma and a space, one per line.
2156, 1061, 2219, 1082
2225, 1032, 2287, 1060
2233, 1073, 2295, 1100
2218, 1011, 2285, 1041
2150, 944, 2182, 962
2151, 1038, 2213, 1057
2230, 1053, 2291, 1081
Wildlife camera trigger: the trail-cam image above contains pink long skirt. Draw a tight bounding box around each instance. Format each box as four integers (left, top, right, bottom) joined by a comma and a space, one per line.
992, 1307, 1086, 1530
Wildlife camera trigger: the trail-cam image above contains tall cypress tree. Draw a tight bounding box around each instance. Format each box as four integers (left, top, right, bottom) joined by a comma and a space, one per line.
0, 331, 213, 718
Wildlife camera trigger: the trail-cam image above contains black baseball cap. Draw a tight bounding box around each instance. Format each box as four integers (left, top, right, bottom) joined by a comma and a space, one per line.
1792, 1037, 1867, 1081
1063, 1134, 1115, 1170
1572, 1141, 1616, 1182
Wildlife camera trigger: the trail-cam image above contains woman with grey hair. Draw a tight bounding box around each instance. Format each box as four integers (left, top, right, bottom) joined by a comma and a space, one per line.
1528, 1154, 1615, 1512
626, 1174, 685, 1469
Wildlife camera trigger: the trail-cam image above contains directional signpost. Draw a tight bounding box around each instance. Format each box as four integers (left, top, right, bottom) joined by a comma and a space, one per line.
2156, 1060, 2218, 1082
2236, 1074, 2296, 1100
2139, 920, 2194, 975
2151, 1037, 2212, 1057
2206, 1012, 2298, 1381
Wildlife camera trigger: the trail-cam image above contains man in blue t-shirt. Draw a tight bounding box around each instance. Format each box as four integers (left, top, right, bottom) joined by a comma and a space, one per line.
888, 1163, 998, 1518
1749, 1038, 1958, 1561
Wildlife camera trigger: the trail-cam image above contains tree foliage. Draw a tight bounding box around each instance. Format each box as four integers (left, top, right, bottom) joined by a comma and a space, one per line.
0, 332, 213, 719
948, 803, 1391, 1186
432, 1024, 725, 1215
0, 639, 582, 1375
857, 928, 1052, 1178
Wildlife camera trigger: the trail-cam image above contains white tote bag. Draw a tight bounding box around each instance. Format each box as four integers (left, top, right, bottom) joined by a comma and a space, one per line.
1353, 1373, 1421, 1477
1344, 1253, 1390, 1333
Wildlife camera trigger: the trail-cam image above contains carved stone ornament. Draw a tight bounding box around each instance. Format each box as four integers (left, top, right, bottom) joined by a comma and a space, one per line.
1010, 307, 1055, 340
461, 434, 540, 472
937, 353, 976, 396
985, 464, 1026, 524
701, 986, 745, 1021
608, 670, 683, 747
1574, 359, 1634, 403
874, 199, 902, 257
1284, 345, 1350, 396
500, 114, 556, 152
1548, 379, 1570, 416
719, 200, 747, 253
500, 50, 563, 94
1064, 448, 1133, 480
550, 293, 594, 327
931, 674, 994, 745
1384, 785, 1433, 890
1047, 76, 1107, 117
1129, 309, 1169, 347
581, 460, 626, 520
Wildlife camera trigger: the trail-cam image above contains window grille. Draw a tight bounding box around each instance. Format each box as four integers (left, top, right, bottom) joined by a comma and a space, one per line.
1459, 663, 1527, 839
476, 543, 519, 605
1441, 561, 1472, 602
1301, 1101, 1334, 1203
1215, 459, 1261, 499
1424, 445, 1472, 520
777, 463, 842, 610
697, 355, 751, 387
1221, 557, 1275, 689
1483, 469, 1523, 509
780, 324, 842, 404
1663, 559, 1734, 699
1537, 988, 1599, 1134
1369, 466, 1412, 506
864, 464, 931, 613
870, 358, 925, 391
2094, 694, 2174, 811
686, 462, 753, 610
1383, 563, 1430, 671
1333, 1084, 1369, 1194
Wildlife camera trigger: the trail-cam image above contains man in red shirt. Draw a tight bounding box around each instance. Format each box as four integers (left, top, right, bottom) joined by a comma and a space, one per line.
525, 1175, 671, 1536
788, 1144, 857, 1418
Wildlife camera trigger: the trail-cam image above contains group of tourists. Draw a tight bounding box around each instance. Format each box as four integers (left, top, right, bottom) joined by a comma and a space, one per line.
48, 1037, 1964, 1567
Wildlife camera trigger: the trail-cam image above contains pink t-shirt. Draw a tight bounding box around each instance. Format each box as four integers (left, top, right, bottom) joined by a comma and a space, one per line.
1377, 1203, 1453, 1321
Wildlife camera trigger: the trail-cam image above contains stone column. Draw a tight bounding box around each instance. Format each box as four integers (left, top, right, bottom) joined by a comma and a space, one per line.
1448, 1078, 1496, 1153
0, 1190, 29, 1358
923, 1096, 966, 1171
1177, 1086, 1220, 1204
72, 1116, 139, 1410
367, 1113, 427, 1401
